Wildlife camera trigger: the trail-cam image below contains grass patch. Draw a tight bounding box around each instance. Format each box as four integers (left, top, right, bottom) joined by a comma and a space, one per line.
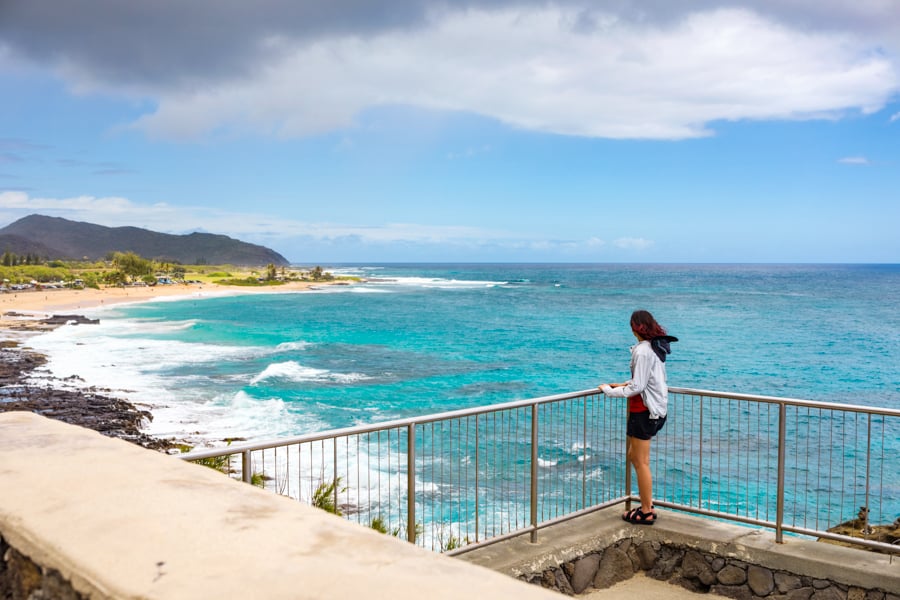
436, 526, 468, 552
311, 477, 346, 515
193, 455, 230, 473
213, 277, 285, 287
370, 516, 389, 534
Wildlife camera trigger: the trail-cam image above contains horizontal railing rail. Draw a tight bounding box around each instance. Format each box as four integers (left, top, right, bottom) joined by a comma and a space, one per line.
182, 388, 595, 460
179, 387, 900, 555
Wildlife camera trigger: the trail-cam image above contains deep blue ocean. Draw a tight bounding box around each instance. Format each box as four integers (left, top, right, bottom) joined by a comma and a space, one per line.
30, 263, 900, 444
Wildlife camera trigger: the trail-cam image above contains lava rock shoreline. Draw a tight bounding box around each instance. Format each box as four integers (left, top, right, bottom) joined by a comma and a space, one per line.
0, 315, 172, 451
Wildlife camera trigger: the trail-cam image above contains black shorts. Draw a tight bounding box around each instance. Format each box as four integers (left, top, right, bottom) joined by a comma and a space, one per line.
627, 411, 666, 440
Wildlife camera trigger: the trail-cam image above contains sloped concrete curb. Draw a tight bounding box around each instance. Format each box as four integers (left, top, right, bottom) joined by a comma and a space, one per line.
0, 412, 561, 600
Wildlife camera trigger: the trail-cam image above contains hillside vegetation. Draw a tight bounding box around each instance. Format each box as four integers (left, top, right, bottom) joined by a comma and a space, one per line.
0, 250, 337, 290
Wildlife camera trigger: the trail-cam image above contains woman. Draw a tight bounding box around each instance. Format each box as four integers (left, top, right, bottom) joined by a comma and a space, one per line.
599, 310, 677, 525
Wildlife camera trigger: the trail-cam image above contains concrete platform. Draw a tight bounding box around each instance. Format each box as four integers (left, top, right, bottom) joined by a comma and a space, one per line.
459, 504, 900, 596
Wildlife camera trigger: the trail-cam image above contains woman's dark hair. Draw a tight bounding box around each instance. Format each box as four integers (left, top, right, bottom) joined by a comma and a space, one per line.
630, 309, 666, 340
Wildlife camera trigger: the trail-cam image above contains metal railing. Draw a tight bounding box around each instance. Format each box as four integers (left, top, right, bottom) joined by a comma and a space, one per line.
180, 387, 900, 555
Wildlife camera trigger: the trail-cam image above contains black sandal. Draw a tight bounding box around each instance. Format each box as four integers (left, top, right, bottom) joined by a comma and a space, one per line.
622, 507, 656, 525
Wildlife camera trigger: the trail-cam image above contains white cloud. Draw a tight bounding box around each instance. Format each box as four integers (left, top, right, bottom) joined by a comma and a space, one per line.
127, 6, 899, 141
0, 192, 645, 260
837, 156, 870, 165
890, 112, 900, 122
614, 237, 654, 250
0, 191, 510, 245
0, 190, 141, 213
446, 145, 493, 160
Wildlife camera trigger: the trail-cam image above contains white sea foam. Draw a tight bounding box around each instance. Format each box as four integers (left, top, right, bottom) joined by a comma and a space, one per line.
416, 478, 442, 495
144, 390, 328, 443
97, 317, 200, 335
151, 319, 199, 331
250, 361, 370, 385
22, 319, 329, 443
290, 284, 388, 294
364, 276, 505, 289
537, 457, 558, 468
346, 287, 391, 294
275, 341, 314, 352
584, 468, 605, 482
303, 265, 506, 291
27, 319, 313, 383
28, 322, 261, 381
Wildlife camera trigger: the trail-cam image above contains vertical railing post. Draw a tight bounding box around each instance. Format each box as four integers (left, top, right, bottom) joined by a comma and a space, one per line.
698, 395, 704, 509
474, 415, 480, 542
582, 397, 587, 509
775, 402, 786, 543
863, 414, 872, 535
530, 404, 538, 543
624, 401, 632, 512
407, 423, 417, 544
333, 438, 339, 516
242, 450, 252, 484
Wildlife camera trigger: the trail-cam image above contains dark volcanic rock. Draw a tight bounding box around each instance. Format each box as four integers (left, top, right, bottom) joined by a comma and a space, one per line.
40, 314, 100, 325
0, 344, 47, 384
0, 338, 171, 451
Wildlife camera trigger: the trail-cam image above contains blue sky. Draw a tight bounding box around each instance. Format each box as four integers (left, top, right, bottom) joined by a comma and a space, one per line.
1, 1, 898, 263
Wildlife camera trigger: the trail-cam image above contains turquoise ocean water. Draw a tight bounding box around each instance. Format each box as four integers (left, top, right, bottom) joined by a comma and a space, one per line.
27, 263, 900, 534
30, 263, 900, 442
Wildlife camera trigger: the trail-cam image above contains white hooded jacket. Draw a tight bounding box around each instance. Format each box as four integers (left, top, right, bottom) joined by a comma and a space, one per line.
601, 340, 668, 418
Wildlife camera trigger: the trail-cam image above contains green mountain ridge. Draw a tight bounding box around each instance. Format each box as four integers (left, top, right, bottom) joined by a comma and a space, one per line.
0, 214, 290, 266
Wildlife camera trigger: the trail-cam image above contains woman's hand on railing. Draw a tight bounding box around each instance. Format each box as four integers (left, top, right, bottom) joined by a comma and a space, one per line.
598, 383, 626, 394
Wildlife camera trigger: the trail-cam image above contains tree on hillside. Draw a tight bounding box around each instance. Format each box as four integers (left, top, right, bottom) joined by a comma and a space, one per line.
111, 251, 153, 282
80, 272, 101, 289
103, 270, 128, 286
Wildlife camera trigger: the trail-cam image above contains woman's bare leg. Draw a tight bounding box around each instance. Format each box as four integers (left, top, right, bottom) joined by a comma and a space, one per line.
627, 436, 653, 513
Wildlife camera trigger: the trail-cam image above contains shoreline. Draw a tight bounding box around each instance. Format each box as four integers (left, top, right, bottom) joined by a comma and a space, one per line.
0, 280, 345, 450
0, 338, 173, 450
0, 279, 329, 317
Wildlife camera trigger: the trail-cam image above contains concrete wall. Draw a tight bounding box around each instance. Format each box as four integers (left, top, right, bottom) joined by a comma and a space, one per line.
0, 412, 560, 600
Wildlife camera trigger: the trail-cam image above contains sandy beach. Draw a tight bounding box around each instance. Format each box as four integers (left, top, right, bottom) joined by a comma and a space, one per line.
0, 280, 328, 322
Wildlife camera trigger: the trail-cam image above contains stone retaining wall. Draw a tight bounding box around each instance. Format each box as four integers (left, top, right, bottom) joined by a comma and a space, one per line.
522, 537, 898, 600
0, 533, 85, 600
